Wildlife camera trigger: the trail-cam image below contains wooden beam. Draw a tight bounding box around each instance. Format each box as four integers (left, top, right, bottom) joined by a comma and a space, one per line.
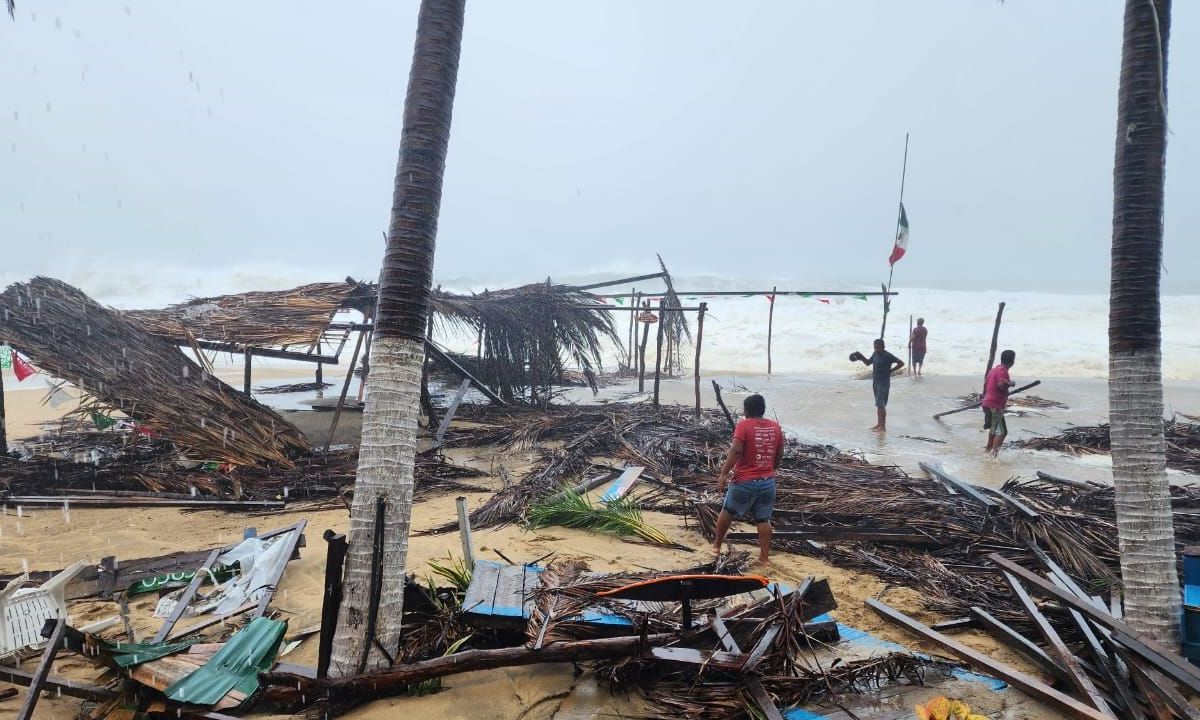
152, 548, 221, 643
866, 599, 1113, 720
572, 272, 665, 291
323, 323, 367, 453
434, 379, 472, 444
999, 571, 1114, 716
988, 553, 1200, 696
930, 617, 977, 633
920, 462, 998, 511
981, 487, 1042, 520
16, 618, 66, 720
742, 623, 782, 672
188, 340, 339, 365
731, 529, 942, 548
1120, 650, 1200, 720
968, 606, 1069, 683
3, 496, 284, 510
318, 530, 348, 678
0, 666, 115, 703
423, 340, 505, 405
744, 677, 786, 720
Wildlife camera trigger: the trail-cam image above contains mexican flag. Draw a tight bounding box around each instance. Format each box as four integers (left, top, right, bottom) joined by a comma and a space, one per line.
888, 203, 909, 265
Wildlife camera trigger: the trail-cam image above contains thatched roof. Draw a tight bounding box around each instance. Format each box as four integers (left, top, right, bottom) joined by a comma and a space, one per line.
0, 277, 310, 466
124, 280, 375, 348
430, 282, 621, 402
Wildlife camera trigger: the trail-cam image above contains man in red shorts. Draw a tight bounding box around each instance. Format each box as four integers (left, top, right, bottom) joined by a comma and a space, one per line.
711, 394, 784, 565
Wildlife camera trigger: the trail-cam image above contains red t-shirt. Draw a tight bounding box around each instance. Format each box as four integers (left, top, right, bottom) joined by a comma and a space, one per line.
982, 365, 1011, 410
732, 418, 783, 482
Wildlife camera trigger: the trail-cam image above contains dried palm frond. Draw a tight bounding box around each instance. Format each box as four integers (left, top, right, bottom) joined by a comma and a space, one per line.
430, 281, 621, 402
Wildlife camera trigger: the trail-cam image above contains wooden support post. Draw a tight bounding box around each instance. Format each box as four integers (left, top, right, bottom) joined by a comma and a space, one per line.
323, 325, 368, 454
712, 380, 736, 430
694, 302, 706, 418
456, 496, 476, 572
317, 530, 347, 679
627, 289, 638, 370
0, 357, 7, 456
984, 302, 1006, 391
767, 286, 776, 375
867, 599, 1113, 720
920, 461, 998, 511
653, 299, 665, 407
638, 301, 651, 393
315, 362, 323, 390
356, 326, 375, 403
424, 340, 505, 405
908, 315, 913, 374
17, 618, 66, 720
243, 348, 252, 395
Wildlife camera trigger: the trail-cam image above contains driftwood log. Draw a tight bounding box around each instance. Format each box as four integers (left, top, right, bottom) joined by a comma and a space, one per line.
261, 633, 676, 707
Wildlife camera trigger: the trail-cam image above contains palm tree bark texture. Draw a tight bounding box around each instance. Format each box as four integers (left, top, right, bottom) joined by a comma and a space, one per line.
1109, 0, 1178, 643
329, 0, 467, 676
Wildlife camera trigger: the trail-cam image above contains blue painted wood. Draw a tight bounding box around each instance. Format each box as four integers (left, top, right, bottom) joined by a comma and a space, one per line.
599, 466, 644, 503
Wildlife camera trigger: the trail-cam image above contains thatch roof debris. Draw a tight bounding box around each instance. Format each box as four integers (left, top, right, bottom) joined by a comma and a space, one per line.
430, 281, 621, 401
0, 277, 309, 465
125, 280, 374, 348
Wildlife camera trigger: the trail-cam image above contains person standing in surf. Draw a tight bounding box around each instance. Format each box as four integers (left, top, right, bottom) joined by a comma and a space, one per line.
712, 394, 783, 566
983, 350, 1017, 456
851, 339, 905, 431
909, 318, 928, 376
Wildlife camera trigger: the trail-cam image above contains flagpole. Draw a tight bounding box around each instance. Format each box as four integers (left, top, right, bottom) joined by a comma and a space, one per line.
880, 132, 909, 340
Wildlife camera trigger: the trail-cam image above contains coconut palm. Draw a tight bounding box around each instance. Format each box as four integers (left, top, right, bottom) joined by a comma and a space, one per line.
1109, 0, 1178, 643
328, 0, 467, 675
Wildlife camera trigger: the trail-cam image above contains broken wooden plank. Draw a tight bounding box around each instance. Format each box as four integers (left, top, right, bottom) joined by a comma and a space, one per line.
989, 552, 1200, 696
968, 606, 1068, 683
434, 379, 472, 444
462, 559, 502, 615
931, 617, 976, 633
801, 620, 840, 643
920, 462, 998, 511
1, 496, 284, 510
424, 341, 505, 405
981, 487, 1041, 520
0, 666, 115, 703
152, 548, 221, 643
600, 466, 644, 503
999, 570, 1113, 717
1120, 649, 1200, 720
743, 623, 782, 672
866, 598, 1113, 720
744, 677, 786, 720
16, 618, 66, 720
646, 646, 746, 670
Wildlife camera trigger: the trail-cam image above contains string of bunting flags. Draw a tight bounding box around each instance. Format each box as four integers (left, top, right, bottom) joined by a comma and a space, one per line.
1, 345, 38, 381
596, 293, 872, 306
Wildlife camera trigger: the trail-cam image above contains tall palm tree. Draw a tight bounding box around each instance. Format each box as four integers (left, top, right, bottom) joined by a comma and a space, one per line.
329, 0, 467, 676
1109, 0, 1178, 643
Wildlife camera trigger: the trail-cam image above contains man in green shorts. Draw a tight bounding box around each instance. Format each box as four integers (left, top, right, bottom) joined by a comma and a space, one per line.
982, 350, 1016, 456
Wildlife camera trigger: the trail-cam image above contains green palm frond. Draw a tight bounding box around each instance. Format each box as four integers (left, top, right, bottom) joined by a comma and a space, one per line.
427, 555, 473, 593
527, 490, 670, 545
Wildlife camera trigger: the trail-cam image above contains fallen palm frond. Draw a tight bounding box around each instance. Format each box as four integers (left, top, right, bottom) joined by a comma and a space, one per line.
1016, 418, 1200, 474
0, 442, 487, 502
125, 280, 374, 347
526, 490, 670, 545
254, 381, 332, 395
955, 392, 1067, 409
0, 277, 310, 465
430, 281, 621, 402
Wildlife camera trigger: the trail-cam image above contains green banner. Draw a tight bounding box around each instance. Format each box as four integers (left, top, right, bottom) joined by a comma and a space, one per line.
0, 346, 10, 369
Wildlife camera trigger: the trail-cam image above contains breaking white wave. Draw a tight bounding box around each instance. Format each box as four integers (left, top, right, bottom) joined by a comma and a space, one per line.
3, 265, 1198, 381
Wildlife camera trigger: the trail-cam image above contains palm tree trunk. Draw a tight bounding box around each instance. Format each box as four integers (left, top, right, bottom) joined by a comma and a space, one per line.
1109, 0, 1178, 643
328, 0, 467, 676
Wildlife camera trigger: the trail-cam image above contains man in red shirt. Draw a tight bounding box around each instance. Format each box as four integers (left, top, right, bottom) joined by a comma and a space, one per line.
909, 318, 928, 377
712, 394, 784, 565
982, 349, 1016, 456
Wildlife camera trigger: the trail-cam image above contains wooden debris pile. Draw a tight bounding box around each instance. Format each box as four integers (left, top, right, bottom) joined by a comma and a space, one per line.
0, 443, 487, 503
956, 392, 1068, 409
125, 279, 375, 347
1017, 419, 1200, 474
0, 277, 310, 466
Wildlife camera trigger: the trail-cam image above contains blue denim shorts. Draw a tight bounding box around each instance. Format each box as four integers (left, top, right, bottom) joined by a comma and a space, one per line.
723, 477, 776, 524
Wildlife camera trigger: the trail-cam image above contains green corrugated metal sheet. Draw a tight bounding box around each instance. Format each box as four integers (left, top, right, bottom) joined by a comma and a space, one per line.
105, 639, 198, 668
164, 617, 286, 707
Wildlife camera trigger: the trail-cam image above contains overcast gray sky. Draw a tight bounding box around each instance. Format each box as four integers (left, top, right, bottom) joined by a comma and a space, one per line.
2, 1, 1198, 297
